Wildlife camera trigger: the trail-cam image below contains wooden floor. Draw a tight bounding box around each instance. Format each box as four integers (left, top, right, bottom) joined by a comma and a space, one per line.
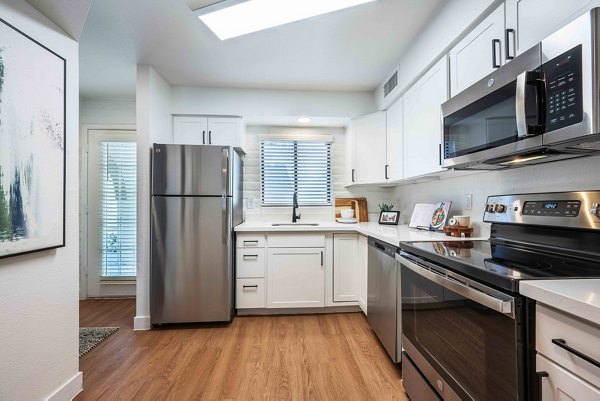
77, 299, 407, 401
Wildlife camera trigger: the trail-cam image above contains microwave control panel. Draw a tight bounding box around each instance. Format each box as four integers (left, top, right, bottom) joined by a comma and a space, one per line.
544, 45, 583, 132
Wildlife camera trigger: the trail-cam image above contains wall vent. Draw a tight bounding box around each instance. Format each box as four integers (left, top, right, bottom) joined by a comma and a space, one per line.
383, 71, 398, 97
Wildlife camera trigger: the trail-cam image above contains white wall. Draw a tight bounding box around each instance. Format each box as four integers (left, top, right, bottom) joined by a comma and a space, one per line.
0, 1, 81, 400
135, 65, 173, 330
80, 97, 136, 125
171, 86, 376, 119
393, 156, 600, 236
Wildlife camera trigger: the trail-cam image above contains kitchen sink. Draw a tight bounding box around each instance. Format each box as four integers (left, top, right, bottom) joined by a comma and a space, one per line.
271, 223, 320, 226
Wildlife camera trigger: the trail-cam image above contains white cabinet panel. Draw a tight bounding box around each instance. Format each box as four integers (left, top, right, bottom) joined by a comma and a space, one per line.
267, 248, 325, 308
333, 234, 359, 302
351, 111, 387, 184
386, 97, 403, 181
346, 124, 356, 185
236, 248, 265, 278
267, 234, 325, 248
537, 354, 600, 401
357, 235, 368, 314
173, 116, 207, 145
236, 278, 266, 309
236, 234, 266, 248
449, 4, 505, 96
403, 57, 448, 179
207, 117, 242, 147
506, 0, 590, 57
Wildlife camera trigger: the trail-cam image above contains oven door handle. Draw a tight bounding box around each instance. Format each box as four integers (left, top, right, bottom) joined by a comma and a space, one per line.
397, 254, 515, 318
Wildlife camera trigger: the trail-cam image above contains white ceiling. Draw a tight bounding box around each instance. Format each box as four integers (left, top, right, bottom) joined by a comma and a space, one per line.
79, 0, 443, 98
25, 0, 92, 40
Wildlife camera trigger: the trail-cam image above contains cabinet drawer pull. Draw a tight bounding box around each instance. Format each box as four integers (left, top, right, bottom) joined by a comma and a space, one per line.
552, 338, 600, 369
243, 254, 259, 259
535, 371, 548, 401
243, 240, 259, 245
242, 285, 258, 289
505, 28, 515, 60
492, 38, 501, 68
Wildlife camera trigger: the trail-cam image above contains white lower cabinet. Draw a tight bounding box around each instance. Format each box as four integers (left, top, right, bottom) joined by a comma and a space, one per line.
333, 234, 360, 302
267, 247, 325, 308
236, 278, 265, 309
357, 235, 368, 314
537, 354, 600, 401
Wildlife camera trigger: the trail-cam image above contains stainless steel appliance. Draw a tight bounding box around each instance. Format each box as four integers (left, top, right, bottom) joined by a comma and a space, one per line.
398, 191, 600, 401
442, 9, 600, 170
150, 144, 243, 324
367, 237, 401, 363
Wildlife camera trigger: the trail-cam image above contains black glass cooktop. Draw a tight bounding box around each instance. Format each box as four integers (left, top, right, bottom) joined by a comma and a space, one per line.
400, 240, 600, 292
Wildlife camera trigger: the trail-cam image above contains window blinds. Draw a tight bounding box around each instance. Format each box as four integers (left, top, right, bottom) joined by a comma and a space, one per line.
98, 141, 137, 278
260, 140, 332, 206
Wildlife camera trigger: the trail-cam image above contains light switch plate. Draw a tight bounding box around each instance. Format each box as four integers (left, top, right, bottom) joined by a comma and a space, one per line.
465, 194, 473, 210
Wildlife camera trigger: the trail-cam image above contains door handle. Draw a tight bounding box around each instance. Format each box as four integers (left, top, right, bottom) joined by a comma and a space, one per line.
209, 130, 212, 144
438, 143, 442, 165
202, 130, 206, 144
551, 338, 600, 369
385, 164, 389, 180
351, 168, 355, 183
535, 371, 548, 401
516, 70, 546, 138
320, 251, 324, 266
505, 29, 515, 60
492, 39, 501, 68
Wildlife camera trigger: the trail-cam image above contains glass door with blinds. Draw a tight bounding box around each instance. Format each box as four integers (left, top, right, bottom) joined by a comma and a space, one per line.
86, 130, 137, 298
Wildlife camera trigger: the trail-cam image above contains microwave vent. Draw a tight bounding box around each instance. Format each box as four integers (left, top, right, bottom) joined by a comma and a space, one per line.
383, 71, 398, 97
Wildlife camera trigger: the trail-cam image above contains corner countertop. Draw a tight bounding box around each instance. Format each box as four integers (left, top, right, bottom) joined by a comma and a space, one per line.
520, 279, 600, 326
235, 221, 489, 246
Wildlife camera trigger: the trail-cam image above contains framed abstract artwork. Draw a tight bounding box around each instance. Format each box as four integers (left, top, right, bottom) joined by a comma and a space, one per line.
0, 17, 66, 258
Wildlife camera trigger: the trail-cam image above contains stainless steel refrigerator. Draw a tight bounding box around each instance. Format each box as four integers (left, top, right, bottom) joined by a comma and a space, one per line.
150, 144, 243, 324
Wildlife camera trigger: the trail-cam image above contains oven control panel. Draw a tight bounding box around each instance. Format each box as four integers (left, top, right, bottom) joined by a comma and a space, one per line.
484, 191, 600, 229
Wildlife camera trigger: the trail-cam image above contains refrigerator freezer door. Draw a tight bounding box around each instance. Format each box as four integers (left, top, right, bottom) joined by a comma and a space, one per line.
152, 144, 230, 196
151, 196, 233, 323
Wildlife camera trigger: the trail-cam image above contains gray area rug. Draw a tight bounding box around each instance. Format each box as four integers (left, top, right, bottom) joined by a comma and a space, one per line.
79, 327, 118, 357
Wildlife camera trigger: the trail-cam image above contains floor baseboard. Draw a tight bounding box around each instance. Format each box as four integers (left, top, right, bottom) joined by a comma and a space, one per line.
133, 315, 151, 330
46, 372, 82, 401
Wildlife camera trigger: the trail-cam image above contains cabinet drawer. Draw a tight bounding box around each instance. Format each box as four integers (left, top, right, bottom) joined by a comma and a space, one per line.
236, 234, 266, 248
236, 279, 265, 309
537, 354, 600, 401
537, 304, 600, 388
267, 234, 325, 248
236, 248, 265, 278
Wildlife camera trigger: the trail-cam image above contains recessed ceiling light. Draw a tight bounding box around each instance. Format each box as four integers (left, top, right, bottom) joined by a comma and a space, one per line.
297, 117, 311, 124
198, 0, 378, 40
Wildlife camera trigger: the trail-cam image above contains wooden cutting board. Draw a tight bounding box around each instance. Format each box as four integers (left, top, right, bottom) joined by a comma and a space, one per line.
335, 197, 369, 222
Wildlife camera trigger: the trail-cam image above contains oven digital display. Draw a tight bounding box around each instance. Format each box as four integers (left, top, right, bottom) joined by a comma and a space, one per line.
522, 200, 581, 217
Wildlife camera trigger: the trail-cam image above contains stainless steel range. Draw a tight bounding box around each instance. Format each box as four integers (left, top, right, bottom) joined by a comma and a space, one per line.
397, 191, 600, 401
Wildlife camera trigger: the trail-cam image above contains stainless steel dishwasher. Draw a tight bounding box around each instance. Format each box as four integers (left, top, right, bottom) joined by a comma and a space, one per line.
367, 236, 400, 363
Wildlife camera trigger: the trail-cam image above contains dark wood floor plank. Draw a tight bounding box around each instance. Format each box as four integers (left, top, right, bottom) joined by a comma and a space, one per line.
76, 299, 407, 401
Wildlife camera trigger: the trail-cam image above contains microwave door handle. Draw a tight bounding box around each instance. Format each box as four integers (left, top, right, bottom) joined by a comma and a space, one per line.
516, 71, 529, 138
397, 254, 515, 317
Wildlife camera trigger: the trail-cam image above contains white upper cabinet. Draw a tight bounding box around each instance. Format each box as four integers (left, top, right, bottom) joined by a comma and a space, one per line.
386, 96, 403, 182
350, 111, 387, 184
505, 0, 590, 57
173, 116, 243, 147
449, 4, 505, 97
173, 116, 208, 145
403, 57, 448, 179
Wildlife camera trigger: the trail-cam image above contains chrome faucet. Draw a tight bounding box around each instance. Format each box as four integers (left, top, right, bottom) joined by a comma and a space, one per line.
292, 191, 301, 223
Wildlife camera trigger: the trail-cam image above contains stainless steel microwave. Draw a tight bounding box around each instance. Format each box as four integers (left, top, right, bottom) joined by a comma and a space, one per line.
442, 8, 600, 170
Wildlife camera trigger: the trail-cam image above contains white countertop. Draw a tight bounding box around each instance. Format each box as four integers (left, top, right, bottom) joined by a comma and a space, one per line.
235, 221, 488, 246
520, 279, 600, 325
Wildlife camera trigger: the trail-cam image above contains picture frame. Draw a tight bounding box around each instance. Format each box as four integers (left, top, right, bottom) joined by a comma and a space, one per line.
0, 17, 66, 259
378, 211, 400, 225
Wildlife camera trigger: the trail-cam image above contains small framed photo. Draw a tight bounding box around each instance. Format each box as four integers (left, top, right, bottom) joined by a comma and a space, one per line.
379, 211, 400, 225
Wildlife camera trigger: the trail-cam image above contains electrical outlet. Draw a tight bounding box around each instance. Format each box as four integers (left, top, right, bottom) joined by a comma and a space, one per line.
247, 198, 254, 209
465, 194, 473, 210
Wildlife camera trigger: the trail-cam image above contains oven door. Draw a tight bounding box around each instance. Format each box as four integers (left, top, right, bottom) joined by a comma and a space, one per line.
442, 44, 544, 169
397, 252, 525, 401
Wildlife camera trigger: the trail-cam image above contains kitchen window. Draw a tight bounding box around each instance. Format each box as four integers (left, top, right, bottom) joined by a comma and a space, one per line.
260, 139, 332, 206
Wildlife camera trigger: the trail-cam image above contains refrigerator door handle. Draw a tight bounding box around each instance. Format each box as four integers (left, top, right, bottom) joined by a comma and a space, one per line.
222, 148, 229, 196
222, 196, 228, 244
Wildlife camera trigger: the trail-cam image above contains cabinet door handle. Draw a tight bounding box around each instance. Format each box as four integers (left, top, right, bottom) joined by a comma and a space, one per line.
202, 130, 206, 144
552, 338, 600, 369
492, 39, 501, 68
438, 143, 442, 165
505, 29, 515, 60
320, 251, 324, 266
535, 371, 548, 401
351, 168, 355, 183
385, 164, 389, 180
208, 130, 212, 144
242, 285, 258, 289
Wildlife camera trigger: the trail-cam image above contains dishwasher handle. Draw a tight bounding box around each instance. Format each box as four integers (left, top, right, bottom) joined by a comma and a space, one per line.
396, 252, 515, 318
